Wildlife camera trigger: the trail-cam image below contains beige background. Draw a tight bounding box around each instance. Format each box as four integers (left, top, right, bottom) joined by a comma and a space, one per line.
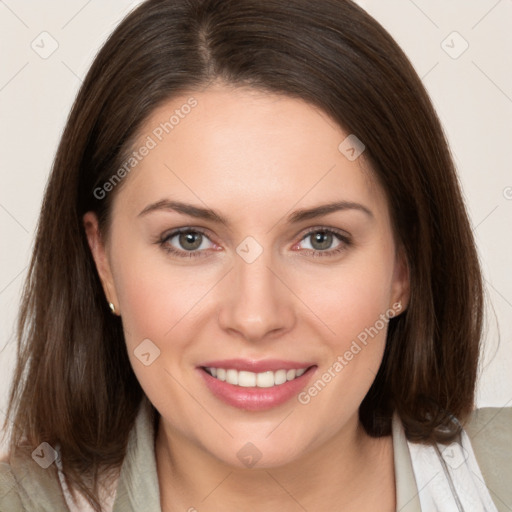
1, 0, 511, 453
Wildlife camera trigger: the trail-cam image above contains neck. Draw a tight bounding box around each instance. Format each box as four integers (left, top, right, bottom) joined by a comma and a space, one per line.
155, 413, 395, 512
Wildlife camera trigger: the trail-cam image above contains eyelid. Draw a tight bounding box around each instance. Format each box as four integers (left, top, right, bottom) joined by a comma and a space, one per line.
159, 226, 213, 242
157, 227, 219, 258
295, 225, 351, 241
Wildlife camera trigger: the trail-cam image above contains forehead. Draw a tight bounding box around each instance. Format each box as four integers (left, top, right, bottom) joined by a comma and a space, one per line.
114, 85, 388, 225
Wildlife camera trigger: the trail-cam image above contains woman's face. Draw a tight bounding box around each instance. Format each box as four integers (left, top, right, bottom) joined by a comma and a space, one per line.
85, 85, 408, 468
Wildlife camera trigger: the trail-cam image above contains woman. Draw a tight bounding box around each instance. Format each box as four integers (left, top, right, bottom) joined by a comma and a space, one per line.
1, 0, 510, 511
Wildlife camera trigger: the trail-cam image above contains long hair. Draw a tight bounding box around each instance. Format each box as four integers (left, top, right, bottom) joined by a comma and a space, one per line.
2, 0, 483, 509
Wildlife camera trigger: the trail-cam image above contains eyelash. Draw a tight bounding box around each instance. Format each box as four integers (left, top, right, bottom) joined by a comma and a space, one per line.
156, 227, 352, 259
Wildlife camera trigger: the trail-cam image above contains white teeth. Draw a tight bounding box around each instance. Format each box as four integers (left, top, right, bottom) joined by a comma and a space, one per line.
226, 369, 238, 385
274, 369, 287, 385
256, 371, 274, 388
286, 369, 296, 381
205, 367, 308, 387
238, 371, 256, 387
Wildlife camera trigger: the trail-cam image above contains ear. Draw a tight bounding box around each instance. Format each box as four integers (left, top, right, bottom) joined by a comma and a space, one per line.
390, 245, 410, 315
83, 212, 120, 314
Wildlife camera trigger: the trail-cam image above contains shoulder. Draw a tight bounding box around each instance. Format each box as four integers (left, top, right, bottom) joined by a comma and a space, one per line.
464, 406, 512, 457
0, 459, 25, 511
464, 407, 512, 512
0, 449, 70, 511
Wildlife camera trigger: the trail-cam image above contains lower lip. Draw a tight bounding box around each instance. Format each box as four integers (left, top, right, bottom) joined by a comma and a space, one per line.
198, 366, 317, 411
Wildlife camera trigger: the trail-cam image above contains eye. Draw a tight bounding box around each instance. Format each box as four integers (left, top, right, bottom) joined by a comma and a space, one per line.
156, 226, 351, 259
158, 228, 217, 257
295, 228, 351, 257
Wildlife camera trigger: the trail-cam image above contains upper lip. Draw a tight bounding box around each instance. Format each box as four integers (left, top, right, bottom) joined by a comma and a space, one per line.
199, 359, 315, 373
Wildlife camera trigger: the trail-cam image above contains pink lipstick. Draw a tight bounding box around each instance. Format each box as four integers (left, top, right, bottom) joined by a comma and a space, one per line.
197, 359, 317, 411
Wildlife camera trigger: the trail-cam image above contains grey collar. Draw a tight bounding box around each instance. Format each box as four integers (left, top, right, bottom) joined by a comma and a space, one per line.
112, 401, 421, 512
112, 397, 161, 512
392, 411, 422, 512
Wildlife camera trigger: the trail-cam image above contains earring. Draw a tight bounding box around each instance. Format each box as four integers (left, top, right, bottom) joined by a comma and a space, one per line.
109, 302, 116, 315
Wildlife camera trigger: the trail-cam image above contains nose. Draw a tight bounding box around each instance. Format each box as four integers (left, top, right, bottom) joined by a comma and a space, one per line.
217, 250, 296, 343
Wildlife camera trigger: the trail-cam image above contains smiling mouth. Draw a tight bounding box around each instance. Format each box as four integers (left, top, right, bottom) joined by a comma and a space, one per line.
202, 367, 313, 388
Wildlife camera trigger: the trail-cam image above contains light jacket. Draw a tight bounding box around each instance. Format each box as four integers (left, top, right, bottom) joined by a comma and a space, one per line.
1, 398, 511, 511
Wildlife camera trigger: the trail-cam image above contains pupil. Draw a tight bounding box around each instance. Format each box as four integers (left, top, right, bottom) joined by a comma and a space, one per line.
179, 232, 202, 250
312, 232, 332, 250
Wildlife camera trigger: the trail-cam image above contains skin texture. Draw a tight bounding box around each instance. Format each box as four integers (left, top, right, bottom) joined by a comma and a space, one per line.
84, 85, 409, 511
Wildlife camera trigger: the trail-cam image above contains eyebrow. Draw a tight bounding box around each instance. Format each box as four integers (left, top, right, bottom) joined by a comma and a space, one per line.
137, 199, 374, 225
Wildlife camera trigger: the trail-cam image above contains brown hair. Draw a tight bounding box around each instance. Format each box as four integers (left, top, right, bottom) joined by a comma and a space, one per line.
2, 0, 483, 509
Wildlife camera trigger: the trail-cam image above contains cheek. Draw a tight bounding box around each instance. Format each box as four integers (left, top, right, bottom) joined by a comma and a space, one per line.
109, 240, 189, 346
110, 242, 223, 369
295, 264, 393, 422
110, 249, 202, 410
306, 255, 395, 347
